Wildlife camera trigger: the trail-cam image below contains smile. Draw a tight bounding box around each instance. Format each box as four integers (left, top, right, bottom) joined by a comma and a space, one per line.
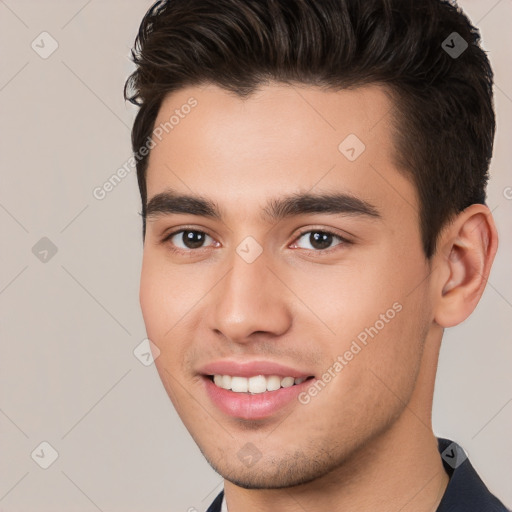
202, 374, 316, 420
210, 374, 310, 394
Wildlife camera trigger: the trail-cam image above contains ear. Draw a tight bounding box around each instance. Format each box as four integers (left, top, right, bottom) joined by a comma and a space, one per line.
433, 204, 498, 328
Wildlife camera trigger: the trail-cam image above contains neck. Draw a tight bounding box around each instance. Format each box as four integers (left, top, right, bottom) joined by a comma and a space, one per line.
223, 328, 449, 512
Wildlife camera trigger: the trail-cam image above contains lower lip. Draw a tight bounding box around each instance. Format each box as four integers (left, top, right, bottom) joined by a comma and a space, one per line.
202, 376, 314, 420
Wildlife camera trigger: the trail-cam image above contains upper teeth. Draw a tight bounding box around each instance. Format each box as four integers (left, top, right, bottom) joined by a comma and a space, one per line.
213, 375, 307, 394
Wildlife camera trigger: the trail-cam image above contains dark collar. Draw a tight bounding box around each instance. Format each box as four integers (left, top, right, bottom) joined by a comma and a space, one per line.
206, 438, 509, 512
206, 489, 224, 512
436, 437, 509, 511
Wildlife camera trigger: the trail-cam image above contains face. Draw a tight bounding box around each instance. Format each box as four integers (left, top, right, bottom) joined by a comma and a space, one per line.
140, 83, 434, 488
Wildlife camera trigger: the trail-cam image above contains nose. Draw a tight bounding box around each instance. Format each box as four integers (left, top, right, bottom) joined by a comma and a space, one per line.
207, 248, 292, 344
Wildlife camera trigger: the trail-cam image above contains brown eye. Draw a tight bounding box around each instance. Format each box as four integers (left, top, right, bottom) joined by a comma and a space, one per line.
293, 230, 348, 252
166, 230, 214, 251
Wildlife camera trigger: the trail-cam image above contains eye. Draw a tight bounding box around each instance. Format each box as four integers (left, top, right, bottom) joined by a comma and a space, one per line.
291, 229, 349, 252
161, 227, 350, 255
163, 229, 216, 252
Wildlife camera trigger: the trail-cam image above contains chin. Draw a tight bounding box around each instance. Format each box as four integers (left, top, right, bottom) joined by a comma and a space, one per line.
203, 451, 338, 490
224, 472, 323, 490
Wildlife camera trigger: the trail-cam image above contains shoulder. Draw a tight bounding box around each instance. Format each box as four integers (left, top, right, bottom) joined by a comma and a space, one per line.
436, 438, 510, 512
205, 490, 224, 512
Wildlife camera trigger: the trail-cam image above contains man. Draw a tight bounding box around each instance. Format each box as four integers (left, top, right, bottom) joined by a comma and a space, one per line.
124, 0, 509, 510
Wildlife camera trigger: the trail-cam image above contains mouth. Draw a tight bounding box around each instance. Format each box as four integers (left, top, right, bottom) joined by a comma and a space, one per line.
201, 373, 316, 420
207, 374, 315, 394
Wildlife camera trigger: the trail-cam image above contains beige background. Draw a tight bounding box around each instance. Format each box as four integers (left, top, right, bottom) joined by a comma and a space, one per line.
0, 1, 510, 510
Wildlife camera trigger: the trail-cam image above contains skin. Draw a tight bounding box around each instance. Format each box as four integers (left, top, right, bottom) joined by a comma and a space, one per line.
139, 83, 498, 511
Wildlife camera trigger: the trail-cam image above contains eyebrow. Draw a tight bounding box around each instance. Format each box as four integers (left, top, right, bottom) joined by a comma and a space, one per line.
145, 189, 381, 223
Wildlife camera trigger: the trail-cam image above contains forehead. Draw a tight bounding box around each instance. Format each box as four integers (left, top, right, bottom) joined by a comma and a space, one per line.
145, 82, 417, 222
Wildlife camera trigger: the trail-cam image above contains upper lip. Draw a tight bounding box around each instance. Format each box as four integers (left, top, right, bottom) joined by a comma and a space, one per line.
198, 360, 314, 379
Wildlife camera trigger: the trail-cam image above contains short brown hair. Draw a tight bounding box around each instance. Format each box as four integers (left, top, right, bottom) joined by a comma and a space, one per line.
124, 0, 495, 258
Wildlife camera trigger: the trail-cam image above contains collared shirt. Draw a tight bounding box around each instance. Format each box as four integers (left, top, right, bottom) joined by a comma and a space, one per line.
206, 438, 510, 512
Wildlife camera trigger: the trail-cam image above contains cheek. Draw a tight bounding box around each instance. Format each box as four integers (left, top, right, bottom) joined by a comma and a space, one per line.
139, 264, 186, 407
139, 252, 200, 339
139, 255, 187, 378
139, 258, 167, 338
320, 252, 430, 398
139, 252, 208, 382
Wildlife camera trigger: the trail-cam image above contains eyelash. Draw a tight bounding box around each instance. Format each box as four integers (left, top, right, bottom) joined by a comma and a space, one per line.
161, 227, 352, 256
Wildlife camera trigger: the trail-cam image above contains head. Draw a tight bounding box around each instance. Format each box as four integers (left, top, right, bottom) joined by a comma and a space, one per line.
125, 0, 498, 490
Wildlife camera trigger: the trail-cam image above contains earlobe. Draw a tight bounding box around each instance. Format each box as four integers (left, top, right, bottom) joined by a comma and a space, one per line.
434, 205, 498, 328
